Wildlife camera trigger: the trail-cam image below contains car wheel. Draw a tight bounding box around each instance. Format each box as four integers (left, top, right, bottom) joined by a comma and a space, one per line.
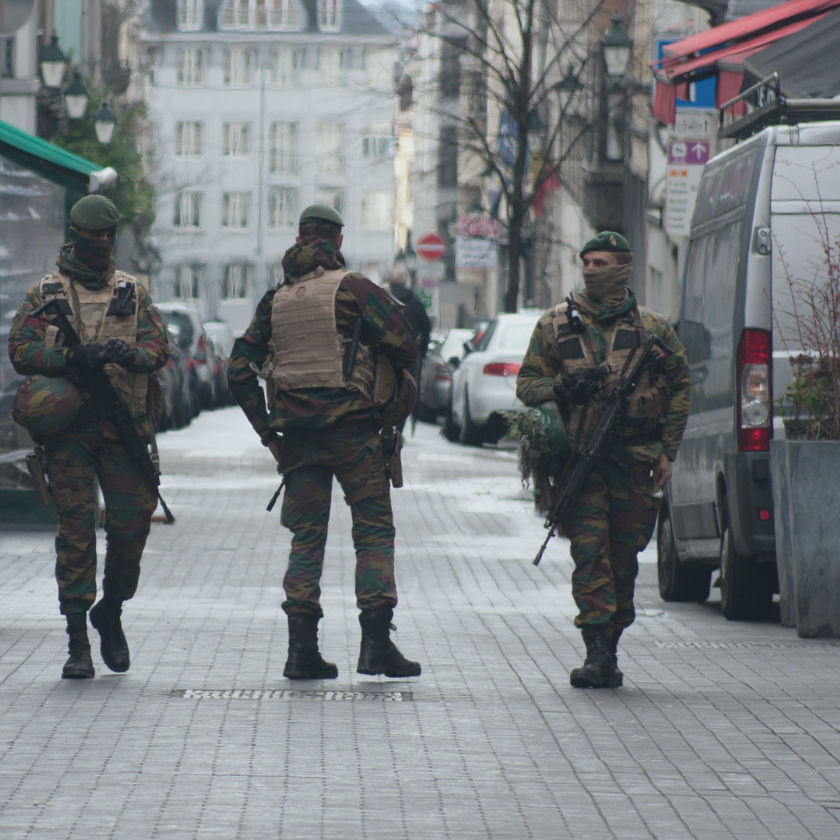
657, 505, 711, 602
443, 399, 460, 442
459, 389, 483, 446
719, 513, 773, 620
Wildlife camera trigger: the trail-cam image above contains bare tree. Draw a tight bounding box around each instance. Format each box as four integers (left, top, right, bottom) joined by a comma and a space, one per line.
416, 0, 606, 312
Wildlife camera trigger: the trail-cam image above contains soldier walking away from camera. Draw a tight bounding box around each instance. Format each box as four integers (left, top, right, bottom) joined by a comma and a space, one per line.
228, 204, 422, 680
8, 195, 170, 679
517, 232, 690, 688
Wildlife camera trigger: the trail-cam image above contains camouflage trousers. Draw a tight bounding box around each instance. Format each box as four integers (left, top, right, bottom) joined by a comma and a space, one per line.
279, 426, 396, 616
43, 418, 158, 616
558, 457, 661, 631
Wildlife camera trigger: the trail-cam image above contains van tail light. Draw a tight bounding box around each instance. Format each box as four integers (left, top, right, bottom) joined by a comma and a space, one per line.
737, 328, 771, 451
196, 334, 207, 364
483, 362, 521, 377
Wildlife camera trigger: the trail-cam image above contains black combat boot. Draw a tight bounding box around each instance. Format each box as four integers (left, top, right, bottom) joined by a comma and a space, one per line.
569, 625, 622, 689
62, 613, 94, 679
283, 614, 338, 680
357, 606, 421, 678
89, 596, 130, 673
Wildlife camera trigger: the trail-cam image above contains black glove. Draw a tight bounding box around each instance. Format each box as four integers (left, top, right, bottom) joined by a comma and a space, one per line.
557, 368, 604, 404
103, 338, 138, 368
68, 343, 109, 369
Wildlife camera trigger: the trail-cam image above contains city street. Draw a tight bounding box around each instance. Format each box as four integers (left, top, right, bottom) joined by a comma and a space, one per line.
2, 407, 840, 839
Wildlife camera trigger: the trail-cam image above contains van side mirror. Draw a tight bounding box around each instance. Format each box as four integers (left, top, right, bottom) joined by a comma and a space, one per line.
448, 356, 461, 369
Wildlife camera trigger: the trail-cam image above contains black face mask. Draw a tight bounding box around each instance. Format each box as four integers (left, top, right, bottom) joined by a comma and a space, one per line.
70, 226, 116, 271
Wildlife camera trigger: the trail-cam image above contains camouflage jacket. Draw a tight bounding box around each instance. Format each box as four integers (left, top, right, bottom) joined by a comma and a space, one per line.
516, 292, 690, 462
8, 272, 170, 437
227, 240, 419, 440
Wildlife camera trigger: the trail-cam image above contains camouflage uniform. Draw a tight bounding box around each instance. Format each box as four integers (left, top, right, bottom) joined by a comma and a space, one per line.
517, 290, 690, 634
228, 239, 418, 617
8, 272, 170, 616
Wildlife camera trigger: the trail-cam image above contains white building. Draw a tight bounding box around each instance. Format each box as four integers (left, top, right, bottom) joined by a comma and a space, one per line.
137, 0, 398, 333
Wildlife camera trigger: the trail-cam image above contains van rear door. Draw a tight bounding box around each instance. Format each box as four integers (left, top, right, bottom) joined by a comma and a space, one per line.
771, 145, 840, 435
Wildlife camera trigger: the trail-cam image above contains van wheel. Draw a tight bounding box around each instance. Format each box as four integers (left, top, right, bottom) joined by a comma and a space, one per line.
657, 507, 711, 602
719, 523, 773, 620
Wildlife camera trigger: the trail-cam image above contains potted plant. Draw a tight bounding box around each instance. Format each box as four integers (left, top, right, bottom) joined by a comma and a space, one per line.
771, 226, 840, 637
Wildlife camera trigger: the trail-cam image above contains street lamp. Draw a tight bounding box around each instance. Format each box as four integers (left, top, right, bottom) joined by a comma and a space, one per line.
39, 34, 66, 89
63, 72, 89, 120
94, 101, 117, 144
601, 12, 633, 79
556, 64, 584, 112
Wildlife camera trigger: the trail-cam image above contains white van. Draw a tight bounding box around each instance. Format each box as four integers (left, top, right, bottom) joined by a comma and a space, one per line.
658, 119, 840, 620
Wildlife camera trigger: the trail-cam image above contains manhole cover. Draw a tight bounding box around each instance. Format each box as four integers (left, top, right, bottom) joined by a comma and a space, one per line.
172, 688, 412, 701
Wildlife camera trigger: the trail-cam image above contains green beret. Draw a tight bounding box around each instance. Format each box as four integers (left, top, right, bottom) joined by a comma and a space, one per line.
579, 230, 630, 257
70, 195, 120, 231
299, 204, 344, 228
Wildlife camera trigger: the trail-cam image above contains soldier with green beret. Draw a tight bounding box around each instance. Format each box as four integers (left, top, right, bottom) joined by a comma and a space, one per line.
7, 193, 170, 680
517, 231, 690, 689
228, 204, 423, 680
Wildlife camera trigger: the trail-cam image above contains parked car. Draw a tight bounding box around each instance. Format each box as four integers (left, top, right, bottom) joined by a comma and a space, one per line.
658, 119, 840, 621
202, 320, 236, 406
416, 328, 476, 423
446, 311, 542, 445
156, 302, 219, 410
156, 340, 193, 431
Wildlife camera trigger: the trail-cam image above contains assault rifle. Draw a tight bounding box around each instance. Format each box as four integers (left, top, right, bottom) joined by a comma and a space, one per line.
532, 334, 671, 566
31, 296, 175, 524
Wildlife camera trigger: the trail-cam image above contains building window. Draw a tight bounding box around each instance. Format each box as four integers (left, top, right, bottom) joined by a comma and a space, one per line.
175, 122, 203, 158
318, 0, 341, 31
362, 122, 392, 159
177, 264, 200, 299
222, 192, 250, 229
222, 264, 249, 298
1, 37, 13, 78
440, 38, 465, 99
178, 0, 203, 29
364, 49, 391, 90
177, 48, 204, 86
174, 191, 202, 228
318, 48, 343, 85
438, 124, 458, 187
223, 122, 250, 157
314, 188, 343, 217
224, 48, 251, 86
268, 188, 298, 228
268, 122, 297, 174
316, 122, 343, 174
271, 49, 301, 85
268, 0, 304, 29
361, 191, 390, 229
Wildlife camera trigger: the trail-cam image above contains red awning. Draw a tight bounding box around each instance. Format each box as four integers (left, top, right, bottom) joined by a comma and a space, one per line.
657, 0, 840, 66
652, 0, 840, 123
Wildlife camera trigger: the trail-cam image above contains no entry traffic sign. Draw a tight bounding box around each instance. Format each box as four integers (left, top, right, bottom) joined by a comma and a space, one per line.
416, 233, 445, 261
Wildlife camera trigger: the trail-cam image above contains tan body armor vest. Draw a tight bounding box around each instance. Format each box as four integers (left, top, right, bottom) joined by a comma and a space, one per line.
267, 267, 376, 408
39, 271, 148, 420
550, 302, 670, 451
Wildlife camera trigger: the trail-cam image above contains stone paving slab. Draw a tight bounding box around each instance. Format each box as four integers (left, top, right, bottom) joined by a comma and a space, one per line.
1, 408, 840, 839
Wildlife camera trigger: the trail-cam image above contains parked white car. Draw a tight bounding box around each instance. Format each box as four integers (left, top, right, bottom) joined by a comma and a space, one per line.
447, 310, 542, 445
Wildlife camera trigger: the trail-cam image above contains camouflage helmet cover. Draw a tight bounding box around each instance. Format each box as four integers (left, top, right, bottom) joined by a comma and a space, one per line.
12, 375, 82, 435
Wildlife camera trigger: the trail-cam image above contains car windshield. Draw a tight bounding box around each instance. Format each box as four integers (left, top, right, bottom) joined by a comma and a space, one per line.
162, 312, 194, 351
493, 321, 536, 352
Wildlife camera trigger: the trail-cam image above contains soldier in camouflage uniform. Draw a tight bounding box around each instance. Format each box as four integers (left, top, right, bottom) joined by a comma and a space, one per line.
8, 195, 170, 680
228, 204, 422, 680
517, 231, 690, 689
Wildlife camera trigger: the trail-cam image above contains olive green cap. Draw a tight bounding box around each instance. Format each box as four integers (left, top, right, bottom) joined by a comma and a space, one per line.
70, 195, 120, 231
579, 230, 630, 258
299, 204, 344, 228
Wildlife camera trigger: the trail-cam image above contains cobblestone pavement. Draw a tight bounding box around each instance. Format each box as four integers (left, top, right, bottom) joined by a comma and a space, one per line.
2, 408, 840, 839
